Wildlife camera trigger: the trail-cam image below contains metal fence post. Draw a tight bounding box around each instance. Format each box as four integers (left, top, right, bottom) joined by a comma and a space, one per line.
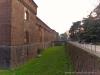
95, 45, 96, 52
91, 44, 92, 51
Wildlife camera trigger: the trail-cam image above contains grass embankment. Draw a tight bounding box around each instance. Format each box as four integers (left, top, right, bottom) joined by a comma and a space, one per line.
0, 46, 74, 75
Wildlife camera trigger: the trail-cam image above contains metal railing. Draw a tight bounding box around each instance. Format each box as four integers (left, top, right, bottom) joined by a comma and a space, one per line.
67, 41, 100, 74
69, 41, 100, 57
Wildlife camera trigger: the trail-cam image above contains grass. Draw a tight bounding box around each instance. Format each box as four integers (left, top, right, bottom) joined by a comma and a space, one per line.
0, 46, 74, 75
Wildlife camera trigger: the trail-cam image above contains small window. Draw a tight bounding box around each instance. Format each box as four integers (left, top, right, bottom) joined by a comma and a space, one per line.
24, 31, 29, 44
24, 11, 29, 20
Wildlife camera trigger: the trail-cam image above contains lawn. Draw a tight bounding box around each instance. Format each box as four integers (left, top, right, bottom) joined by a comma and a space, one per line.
0, 46, 74, 75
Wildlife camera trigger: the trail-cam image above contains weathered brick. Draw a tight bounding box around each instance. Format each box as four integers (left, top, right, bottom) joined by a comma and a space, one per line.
0, 0, 59, 68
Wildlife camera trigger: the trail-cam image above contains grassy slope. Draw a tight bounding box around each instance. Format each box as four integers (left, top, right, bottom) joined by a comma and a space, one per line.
0, 46, 74, 75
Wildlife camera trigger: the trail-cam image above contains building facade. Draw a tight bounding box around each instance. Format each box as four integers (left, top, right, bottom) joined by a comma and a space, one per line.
0, 0, 58, 68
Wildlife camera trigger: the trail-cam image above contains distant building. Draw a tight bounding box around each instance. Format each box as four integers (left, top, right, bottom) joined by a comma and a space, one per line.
0, 0, 58, 68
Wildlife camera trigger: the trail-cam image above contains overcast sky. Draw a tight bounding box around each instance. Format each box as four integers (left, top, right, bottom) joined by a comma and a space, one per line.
34, 0, 99, 34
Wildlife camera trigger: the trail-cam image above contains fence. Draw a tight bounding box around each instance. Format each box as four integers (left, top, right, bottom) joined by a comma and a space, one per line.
67, 42, 100, 75
69, 41, 100, 57
0, 42, 52, 68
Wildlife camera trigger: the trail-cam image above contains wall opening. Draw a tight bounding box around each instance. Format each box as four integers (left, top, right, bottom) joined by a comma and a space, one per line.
24, 11, 29, 21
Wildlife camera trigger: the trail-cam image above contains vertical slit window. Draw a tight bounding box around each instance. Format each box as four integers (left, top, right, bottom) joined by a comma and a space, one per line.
24, 11, 29, 21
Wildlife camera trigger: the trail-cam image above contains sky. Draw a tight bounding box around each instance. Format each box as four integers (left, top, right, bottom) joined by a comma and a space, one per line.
34, 0, 99, 34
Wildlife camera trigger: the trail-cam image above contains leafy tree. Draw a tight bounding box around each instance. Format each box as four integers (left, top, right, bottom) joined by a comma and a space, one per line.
69, 21, 81, 41
82, 18, 100, 43
60, 33, 68, 41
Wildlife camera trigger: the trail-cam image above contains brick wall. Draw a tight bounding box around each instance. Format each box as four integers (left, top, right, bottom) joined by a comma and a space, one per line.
0, 0, 11, 68
10, 0, 38, 67
0, 0, 59, 68
0, 0, 11, 45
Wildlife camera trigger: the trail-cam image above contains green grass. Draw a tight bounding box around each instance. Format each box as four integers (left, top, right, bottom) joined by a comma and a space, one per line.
0, 46, 74, 75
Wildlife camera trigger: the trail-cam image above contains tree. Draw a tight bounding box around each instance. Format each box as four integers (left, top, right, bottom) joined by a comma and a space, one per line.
82, 18, 100, 43
69, 21, 81, 41
60, 33, 68, 41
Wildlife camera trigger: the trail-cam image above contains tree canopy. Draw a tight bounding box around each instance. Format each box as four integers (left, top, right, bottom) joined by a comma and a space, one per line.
69, 17, 100, 43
